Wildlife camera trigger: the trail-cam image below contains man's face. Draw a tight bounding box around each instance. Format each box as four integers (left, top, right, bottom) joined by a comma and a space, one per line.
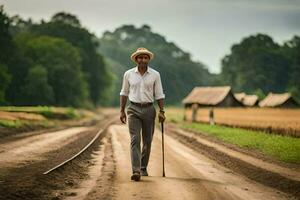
136, 54, 150, 67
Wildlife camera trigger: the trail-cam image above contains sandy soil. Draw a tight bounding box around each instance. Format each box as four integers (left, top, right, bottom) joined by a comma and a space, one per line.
0, 111, 297, 200
67, 124, 293, 200
0, 112, 118, 200
0, 111, 46, 121
166, 124, 300, 181
0, 126, 94, 169
0, 126, 101, 200
111, 124, 294, 200
165, 123, 300, 197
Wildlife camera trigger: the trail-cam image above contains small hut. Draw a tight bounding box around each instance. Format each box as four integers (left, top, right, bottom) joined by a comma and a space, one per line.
259, 92, 299, 108
182, 86, 243, 122
234, 92, 259, 107
182, 86, 243, 107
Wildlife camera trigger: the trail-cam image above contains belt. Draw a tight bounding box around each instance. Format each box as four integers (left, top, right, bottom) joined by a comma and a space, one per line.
130, 101, 153, 107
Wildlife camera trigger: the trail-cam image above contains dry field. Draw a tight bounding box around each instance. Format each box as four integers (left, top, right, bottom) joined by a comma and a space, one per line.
181, 107, 300, 137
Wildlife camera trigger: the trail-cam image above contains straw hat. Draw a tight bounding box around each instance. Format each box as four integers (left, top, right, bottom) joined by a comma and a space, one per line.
130, 47, 154, 63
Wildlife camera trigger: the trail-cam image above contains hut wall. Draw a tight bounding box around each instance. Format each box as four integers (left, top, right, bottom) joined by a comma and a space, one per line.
217, 93, 243, 107
280, 99, 299, 108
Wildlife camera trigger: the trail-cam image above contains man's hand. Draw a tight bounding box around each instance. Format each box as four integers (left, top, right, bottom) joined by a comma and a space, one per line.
120, 110, 127, 124
158, 111, 166, 123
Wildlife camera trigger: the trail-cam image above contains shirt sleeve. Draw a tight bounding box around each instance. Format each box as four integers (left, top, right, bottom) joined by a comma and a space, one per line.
120, 71, 129, 96
154, 72, 165, 100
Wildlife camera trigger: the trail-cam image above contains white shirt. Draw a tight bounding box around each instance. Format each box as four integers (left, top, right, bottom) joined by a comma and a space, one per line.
120, 66, 165, 103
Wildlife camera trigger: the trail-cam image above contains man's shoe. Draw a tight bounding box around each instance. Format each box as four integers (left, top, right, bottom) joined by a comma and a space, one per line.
131, 172, 141, 181
141, 169, 148, 176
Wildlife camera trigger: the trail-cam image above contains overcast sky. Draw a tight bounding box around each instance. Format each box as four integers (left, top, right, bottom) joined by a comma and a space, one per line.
1, 0, 300, 73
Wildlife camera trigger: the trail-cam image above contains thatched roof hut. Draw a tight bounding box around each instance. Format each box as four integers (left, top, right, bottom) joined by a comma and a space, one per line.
234, 93, 246, 102
182, 86, 243, 107
234, 92, 258, 107
259, 92, 299, 108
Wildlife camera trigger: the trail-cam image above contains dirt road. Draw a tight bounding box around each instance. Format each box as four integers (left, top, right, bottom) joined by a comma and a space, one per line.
72, 124, 292, 200
0, 112, 118, 200
0, 126, 94, 169
0, 118, 297, 199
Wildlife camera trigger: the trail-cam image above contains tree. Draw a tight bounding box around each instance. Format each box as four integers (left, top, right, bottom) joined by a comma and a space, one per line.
14, 33, 89, 107
51, 12, 81, 27
282, 36, 300, 101
21, 65, 54, 105
0, 64, 11, 104
220, 34, 290, 94
30, 12, 112, 106
0, 6, 13, 104
0, 5, 13, 63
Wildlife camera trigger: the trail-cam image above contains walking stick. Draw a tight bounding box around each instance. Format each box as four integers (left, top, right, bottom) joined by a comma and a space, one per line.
161, 122, 165, 177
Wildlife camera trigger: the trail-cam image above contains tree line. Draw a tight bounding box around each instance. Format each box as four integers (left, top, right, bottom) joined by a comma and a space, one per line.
98, 25, 300, 104
218, 34, 300, 101
1, 6, 299, 107
0, 6, 112, 108
98, 24, 214, 105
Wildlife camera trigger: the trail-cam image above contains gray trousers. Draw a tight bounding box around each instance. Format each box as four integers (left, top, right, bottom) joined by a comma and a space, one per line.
127, 103, 156, 173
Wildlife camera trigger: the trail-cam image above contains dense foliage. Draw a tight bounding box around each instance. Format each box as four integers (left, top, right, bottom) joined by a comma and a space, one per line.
1, 5, 299, 106
0, 6, 112, 107
219, 34, 300, 101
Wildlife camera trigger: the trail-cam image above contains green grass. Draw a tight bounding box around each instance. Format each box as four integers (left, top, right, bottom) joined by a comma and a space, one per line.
64, 108, 80, 119
181, 122, 300, 164
0, 106, 80, 120
0, 119, 23, 128
0, 119, 55, 128
0, 106, 81, 131
0, 106, 52, 112
165, 107, 300, 163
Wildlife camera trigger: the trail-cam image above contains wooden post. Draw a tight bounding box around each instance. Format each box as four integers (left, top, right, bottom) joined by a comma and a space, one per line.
209, 107, 215, 125
192, 103, 198, 122
183, 105, 187, 121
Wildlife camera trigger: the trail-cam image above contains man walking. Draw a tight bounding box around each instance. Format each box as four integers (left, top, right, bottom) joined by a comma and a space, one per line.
119, 47, 166, 181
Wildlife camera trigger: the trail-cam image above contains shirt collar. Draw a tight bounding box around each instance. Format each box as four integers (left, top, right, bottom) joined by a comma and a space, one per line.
134, 66, 151, 74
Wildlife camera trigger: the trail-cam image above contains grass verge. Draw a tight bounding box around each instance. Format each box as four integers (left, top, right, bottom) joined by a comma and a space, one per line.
0, 106, 80, 120
166, 107, 300, 164
181, 122, 300, 164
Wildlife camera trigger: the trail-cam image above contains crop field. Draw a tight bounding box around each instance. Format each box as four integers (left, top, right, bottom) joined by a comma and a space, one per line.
173, 107, 300, 137
0, 106, 95, 129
